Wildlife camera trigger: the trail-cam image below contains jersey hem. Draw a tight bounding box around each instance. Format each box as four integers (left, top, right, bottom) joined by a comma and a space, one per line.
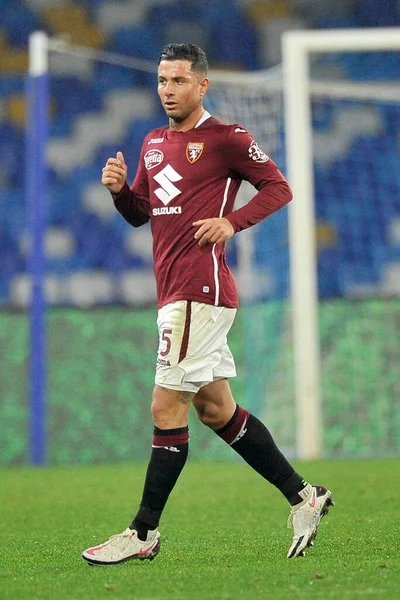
157, 294, 239, 310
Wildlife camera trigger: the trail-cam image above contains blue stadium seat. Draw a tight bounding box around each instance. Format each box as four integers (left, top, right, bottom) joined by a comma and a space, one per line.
95, 112, 168, 172
316, 16, 360, 29
74, 211, 109, 268
314, 121, 400, 297
378, 104, 400, 139
350, 133, 397, 155
46, 255, 91, 275
0, 124, 22, 181
92, 140, 135, 173
0, 1, 40, 46
117, 115, 166, 169
318, 249, 342, 298
0, 76, 25, 96
1, 189, 26, 241
93, 143, 125, 172
49, 117, 73, 138
146, 0, 258, 69
50, 77, 103, 120
312, 99, 334, 131
126, 115, 166, 141
79, 0, 104, 12
109, 216, 153, 269
198, 0, 259, 69
0, 124, 19, 146
100, 240, 146, 272
147, 1, 201, 42
0, 229, 24, 280
343, 51, 400, 81
226, 238, 238, 268
107, 25, 159, 87
0, 279, 9, 303
253, 210, 290, 300
71, 214, 146, 272
80, 0, 104, 6
0, 210, 24, 303
355, 0, 400, 27
92, 63, 141, 96
46, 182, 82, 228
68, 165, 101, 191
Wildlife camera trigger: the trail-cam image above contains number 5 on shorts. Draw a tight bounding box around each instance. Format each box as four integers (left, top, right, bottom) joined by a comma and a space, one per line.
160, 328, 172, 357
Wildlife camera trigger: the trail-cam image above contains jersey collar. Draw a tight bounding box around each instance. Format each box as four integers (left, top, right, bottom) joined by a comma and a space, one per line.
194, 110, 211, 128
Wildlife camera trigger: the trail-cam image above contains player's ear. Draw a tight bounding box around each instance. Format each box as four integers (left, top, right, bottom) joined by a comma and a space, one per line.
199, 77, 209, 97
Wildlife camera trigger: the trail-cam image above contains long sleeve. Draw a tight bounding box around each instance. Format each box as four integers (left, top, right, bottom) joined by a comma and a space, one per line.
112, 182, 150, 228
224, 162, 292, 232
223, 127, 293, 233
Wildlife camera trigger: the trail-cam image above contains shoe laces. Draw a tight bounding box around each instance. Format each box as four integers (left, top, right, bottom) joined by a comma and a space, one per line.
107, 530, 132, 546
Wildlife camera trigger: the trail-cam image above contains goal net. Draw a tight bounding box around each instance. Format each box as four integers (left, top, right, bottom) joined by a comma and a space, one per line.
208, 31, 400, 460
205, 68, 295, 450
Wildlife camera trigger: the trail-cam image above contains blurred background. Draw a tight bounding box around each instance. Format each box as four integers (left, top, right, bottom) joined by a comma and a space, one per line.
0, 0, 399, 465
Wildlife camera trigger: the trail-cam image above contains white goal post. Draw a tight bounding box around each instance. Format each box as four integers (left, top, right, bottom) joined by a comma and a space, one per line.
282, 28, 400, 460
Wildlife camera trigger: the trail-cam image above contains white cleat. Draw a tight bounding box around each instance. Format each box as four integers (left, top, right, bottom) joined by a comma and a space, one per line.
82, 527, 160, 566
287, 485, 335, 558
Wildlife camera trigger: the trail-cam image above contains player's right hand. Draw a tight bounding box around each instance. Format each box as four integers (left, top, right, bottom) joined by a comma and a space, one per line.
101, 151, 128, 194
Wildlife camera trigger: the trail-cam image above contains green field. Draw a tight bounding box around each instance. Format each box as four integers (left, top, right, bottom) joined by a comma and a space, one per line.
2, 459, 399, 600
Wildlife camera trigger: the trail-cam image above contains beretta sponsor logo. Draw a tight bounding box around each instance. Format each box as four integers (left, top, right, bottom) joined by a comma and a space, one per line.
144, 149, 164, 170
186, 142, 204, 164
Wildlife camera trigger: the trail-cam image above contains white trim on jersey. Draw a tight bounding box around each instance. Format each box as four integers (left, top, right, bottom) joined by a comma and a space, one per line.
219, 178, 231, 219
195, 110, 211, 128
212, 177, 232, 306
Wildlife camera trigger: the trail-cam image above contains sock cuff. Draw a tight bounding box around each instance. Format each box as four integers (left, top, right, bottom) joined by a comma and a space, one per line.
216, 405, 250, 445
152, 425, 189, 448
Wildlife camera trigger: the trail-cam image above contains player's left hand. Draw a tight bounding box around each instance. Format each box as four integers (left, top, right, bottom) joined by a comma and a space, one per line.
193, 218, 235, 247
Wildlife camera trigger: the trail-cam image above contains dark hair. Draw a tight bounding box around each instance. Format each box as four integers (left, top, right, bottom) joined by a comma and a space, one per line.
158, 43, 208, 76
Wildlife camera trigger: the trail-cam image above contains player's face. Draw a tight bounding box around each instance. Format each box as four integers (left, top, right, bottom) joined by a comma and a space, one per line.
157, 60, 208, 129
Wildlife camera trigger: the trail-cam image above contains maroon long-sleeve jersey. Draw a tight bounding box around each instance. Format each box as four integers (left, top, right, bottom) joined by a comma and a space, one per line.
112, 112, 292, 308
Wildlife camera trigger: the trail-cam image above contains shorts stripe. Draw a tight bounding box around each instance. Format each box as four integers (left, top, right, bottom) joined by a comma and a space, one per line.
178, 301, 192, 363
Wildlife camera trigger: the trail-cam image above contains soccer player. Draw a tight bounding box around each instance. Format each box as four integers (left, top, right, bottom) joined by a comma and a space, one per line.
82, 43, 334, 565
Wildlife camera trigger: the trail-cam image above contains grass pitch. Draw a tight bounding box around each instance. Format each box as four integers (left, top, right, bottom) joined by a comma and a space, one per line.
2, 458, 399, 600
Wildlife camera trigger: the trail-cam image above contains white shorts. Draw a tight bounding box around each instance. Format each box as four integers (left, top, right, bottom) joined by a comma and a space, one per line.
155, 300, 237, 393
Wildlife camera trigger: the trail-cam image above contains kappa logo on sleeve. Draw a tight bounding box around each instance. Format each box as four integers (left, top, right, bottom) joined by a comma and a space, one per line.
186, 142, 204, 164
144, 149, 164, 170
248, 140, 269, 163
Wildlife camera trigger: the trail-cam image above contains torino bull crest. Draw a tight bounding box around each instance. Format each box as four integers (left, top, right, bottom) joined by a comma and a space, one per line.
186, 142, 204, 164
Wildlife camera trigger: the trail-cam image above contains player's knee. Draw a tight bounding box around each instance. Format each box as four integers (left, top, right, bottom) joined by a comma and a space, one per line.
151, 385, 190, 428
150, 398, 162, 425
150, 387, 164, 420
150, 392, 169, 426
195, 403, 220, 429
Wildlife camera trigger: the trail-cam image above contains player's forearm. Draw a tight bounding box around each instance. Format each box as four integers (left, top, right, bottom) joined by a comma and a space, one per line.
112, 182, 150, 227
225, 180, 293, 233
